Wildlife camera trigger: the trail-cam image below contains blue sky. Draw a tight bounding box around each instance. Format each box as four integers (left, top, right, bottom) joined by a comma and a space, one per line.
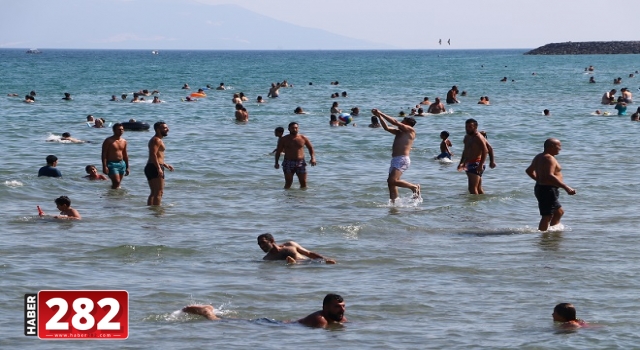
1, 0, 639, 50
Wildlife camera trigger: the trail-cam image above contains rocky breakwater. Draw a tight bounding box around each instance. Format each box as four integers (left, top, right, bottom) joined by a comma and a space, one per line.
525, 41, 640, 55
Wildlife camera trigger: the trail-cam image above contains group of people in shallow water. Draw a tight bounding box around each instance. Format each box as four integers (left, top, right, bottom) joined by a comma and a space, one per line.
24, 74, 608, 328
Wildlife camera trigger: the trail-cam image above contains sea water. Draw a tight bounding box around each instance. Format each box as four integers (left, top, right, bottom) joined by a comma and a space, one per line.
1, 49, 639, 349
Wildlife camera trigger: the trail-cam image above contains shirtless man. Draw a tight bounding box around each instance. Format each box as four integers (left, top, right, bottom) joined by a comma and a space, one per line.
427, 97, 446, 114
268, 82, 280, 98
446, 85, 459, 104
235, 103, 248, 122
101, 123, 129, 189
601, 89, 616, 105
182, 293, 347, 328
525, 138, 576, 231
373, 109, 420, 202
257, 233, 336, 264
457, 119, 489, 194
145, 122, 173, 205
274, 122, 316, 189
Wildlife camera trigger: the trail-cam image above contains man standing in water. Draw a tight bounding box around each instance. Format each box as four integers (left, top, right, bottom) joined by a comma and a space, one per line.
101, 123, 129, 189
274, 122, 316, 189
145, 122, 173, 205
525, 138, 576, 231
373, 109, 420, 203
457, 119, 489, 194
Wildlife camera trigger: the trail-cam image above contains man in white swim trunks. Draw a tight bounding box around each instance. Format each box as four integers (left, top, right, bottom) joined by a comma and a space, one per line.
373, 109, 420, 203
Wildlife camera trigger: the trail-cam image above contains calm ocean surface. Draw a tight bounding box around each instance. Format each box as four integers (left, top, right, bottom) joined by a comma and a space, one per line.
1, 49, 640, 349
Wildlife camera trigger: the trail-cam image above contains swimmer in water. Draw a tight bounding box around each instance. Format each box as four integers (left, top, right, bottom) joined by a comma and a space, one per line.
257, 233, 336, 263
256, 95, 265, 103
216, 82, 226, 90
39, 196, 81, 220
62, 92, 73, 101
60, 132, 85, 143
182, 293, 347, 328
427, 97, 446, 114
553, 303, 587, 328
436, 131, 453, 160
84, 165, 107, 180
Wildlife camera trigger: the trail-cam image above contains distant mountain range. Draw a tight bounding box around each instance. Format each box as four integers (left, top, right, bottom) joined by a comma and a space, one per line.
5, 2, 393, 50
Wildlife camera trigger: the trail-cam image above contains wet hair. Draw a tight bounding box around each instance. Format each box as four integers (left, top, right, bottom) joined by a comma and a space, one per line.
417, 108, 424, 114
440, 130, 449, 138
257, 95, 263, 100
112, 123, 123, 131
275, 126, 284, 134
543, 109, 550, 115
54, 195, 71, 207
153, 121, 166, 131
370, 116, 379, 124
403, 117, 416, 127
465, 118, 478, 126
554, 303, 577, 321
294, 107, 303, 113
323, 294, 344, 306
121, 94, 127, 99
288, 122, 298, 128
62, 132, 71, 138
257, 233, 274, 242
30, 90, 36, 96
46, 155, 58, 164
85, 164, 96, 173
64, 92, 70, 97
341, 91, 347, 97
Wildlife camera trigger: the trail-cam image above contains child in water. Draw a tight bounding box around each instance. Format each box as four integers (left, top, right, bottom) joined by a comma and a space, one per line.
271, 126, 284, 154
436, 131, 453, 160
40, 196, 82, 220
552, 303, 587, 328
84, 165, 107, 180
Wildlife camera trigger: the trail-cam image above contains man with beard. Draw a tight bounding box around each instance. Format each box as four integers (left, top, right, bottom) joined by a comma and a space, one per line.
457, 118, 489, 194
182, 294, 347, 328
145, 122, 173, 205
274, 122, 316, 189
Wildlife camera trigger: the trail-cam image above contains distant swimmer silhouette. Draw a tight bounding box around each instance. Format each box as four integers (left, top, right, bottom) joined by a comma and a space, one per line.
448, 39, 450, 45
439, 39, 442, 45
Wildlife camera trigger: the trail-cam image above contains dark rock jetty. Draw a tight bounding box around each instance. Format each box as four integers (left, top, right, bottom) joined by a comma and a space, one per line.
525, 41, 640, 55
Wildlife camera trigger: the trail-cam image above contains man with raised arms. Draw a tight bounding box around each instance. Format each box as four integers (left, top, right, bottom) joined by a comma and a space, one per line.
145, 121, 173, 205
257, 233, 336, 264
101, 123, 129, 189
274, 122, 316, 189
182, 293, 347, 328
373, 109, 420, 203
457, 119, 489, 194
525, 138, 576, 231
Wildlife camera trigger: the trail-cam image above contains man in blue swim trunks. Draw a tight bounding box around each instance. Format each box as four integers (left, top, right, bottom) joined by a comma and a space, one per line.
274, 122, 316, 189
101, 123, 129, 189
457, 119, 489, 194
373, 109, 420, 203
525, 138, 576, 231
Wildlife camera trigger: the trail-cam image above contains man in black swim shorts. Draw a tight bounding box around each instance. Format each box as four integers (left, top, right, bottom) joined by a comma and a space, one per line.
526, 138, 576, 231
146, 122, 173, 205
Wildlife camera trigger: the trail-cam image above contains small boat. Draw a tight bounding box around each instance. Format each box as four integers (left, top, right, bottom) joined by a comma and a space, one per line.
151, 50, 159, 55
26, 48, 41, 54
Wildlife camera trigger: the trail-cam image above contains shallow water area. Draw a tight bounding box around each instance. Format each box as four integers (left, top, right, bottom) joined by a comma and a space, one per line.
1, 49, 640, 348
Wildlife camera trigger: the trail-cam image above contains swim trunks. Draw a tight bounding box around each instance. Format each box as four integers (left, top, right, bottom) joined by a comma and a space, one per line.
534, 184, 561, 216
389, 155, 411, 173
107, 160, 126, 175
465, 162, 485, 177
144, 163, 164, 180
436, 152, 452, 160
282, 159, 306, 175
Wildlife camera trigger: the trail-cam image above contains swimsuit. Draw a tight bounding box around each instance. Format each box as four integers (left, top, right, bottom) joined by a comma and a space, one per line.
107, 160, 126, 175
144, 163, 164, 180
465, 162, 485, 177
389, 155, 411, 173
282, 159, 306, 175
534, 183, 561, 216
437, 152, 452, 160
